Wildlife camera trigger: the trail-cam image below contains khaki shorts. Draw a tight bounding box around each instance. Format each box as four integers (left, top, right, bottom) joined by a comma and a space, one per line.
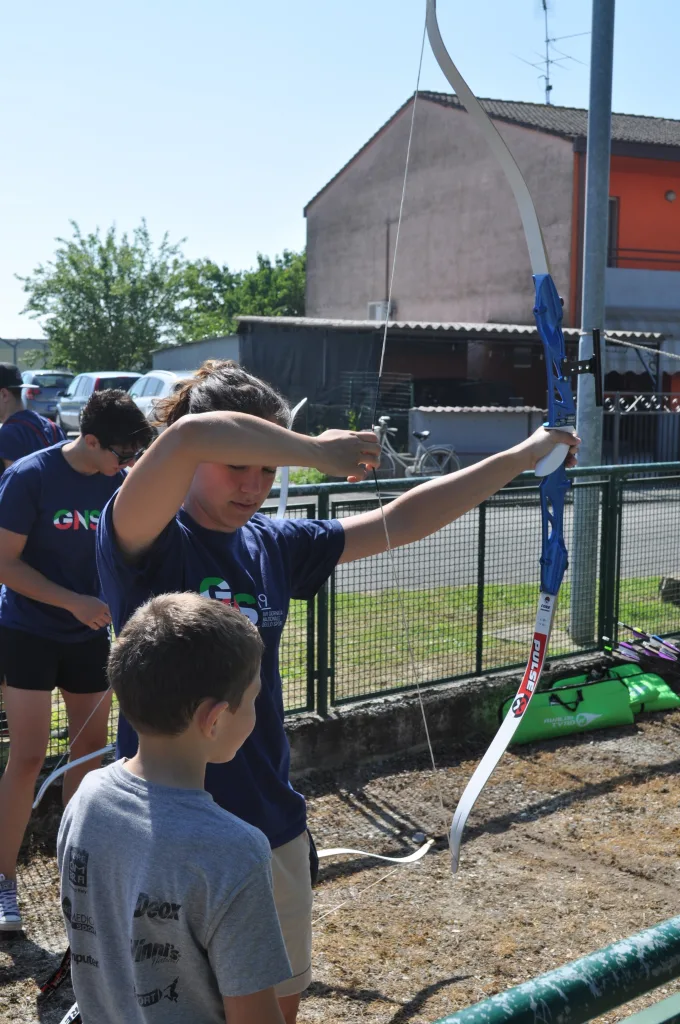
271, 831, 314, 998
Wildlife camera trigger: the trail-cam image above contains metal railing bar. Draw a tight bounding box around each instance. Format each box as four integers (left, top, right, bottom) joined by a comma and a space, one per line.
434, 914, 680, 1024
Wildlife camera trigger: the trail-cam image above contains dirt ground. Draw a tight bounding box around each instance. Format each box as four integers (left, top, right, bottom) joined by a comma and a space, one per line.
2, 709, 680, 1024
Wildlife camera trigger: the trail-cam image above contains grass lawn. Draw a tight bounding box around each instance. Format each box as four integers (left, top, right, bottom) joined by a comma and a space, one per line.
1, 575, 677, 769
313, 575, 680, 702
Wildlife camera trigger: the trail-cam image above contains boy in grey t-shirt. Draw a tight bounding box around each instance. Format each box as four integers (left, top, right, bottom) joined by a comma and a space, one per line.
57, 593, 291, 1024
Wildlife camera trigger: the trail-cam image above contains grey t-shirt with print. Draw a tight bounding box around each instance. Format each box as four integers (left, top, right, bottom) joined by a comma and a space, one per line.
57, 760, 291, 1023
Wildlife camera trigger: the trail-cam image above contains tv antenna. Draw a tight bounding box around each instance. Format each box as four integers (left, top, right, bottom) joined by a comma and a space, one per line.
515, 0, 589, 105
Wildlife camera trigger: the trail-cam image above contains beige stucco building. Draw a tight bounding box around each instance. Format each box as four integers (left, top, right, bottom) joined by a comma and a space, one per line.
305, 92, 680, 344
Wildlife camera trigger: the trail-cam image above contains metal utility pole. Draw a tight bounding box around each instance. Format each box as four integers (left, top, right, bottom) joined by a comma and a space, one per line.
569, 0, 616, 644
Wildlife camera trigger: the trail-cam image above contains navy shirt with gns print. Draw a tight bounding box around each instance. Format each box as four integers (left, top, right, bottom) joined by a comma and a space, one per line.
96, 501, 345, 848
0, 443, 125, 641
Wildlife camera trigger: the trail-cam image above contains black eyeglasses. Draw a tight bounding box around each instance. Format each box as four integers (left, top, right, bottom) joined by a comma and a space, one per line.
106, 446, 146, 466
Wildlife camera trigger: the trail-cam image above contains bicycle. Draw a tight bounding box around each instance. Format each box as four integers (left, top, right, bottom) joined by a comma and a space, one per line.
373, 415, 461, 478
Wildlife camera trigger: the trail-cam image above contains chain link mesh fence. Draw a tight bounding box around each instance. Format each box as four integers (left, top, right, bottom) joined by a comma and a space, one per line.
1, 467, 679, 773
616, 474, 680, 636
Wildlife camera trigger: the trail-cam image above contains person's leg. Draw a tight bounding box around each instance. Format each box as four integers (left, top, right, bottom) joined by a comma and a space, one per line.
0, 627, 57, 896
0, 684, 52, 878
278, 993, 302, 1024
271, 831, 315, 1024
58, 633, 111, 805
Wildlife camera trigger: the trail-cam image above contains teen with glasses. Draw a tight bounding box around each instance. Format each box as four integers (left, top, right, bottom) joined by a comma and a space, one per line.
0, 388, 153, 930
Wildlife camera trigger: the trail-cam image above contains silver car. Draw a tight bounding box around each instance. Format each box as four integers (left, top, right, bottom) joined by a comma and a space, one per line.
128, 370, 197, 432
21, 370, 75, 420
56, 371, 141, 433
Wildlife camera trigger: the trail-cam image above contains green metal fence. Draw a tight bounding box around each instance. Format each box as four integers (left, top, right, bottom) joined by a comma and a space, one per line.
433, 913, 680, 1024
1, 462, 680, 770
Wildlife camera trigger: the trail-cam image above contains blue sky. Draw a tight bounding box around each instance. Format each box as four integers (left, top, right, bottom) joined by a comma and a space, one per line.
1, 0, 676, 338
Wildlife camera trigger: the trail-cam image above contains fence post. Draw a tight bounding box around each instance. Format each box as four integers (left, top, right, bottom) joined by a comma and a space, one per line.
475, 502, 486, 676
611, 473, 624, 638
613, 392, 621, 465
599, 471, 622, 645
316, 489, 330, 716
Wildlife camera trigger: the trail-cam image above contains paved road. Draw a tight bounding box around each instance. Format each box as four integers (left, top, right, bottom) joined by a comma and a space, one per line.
324, 495, 680, 591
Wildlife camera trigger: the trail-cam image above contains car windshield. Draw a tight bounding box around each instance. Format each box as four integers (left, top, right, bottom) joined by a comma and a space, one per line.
32, 374, 74, 388
95, 376, 138, 391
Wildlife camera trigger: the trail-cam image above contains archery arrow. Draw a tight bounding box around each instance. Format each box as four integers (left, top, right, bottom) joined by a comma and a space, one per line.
425, 0, 582, 873
619, 622, 680, 655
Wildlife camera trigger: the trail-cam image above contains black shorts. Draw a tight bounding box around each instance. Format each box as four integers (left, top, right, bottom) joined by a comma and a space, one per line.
0, 627, 110, 694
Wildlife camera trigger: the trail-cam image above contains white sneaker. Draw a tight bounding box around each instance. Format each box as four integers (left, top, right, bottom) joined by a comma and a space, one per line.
0, 873, 22, 931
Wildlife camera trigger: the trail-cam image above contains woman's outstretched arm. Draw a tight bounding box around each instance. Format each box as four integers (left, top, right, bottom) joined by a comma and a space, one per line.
340, 427, 579, 563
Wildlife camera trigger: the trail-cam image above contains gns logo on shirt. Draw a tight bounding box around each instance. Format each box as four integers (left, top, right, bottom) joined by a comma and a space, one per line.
199, 577, 284, 629
199, 577, 260, 625
53, 509, 101, 531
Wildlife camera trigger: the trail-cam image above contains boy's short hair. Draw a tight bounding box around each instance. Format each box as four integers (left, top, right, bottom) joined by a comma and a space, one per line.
108, 593, 264, 735
80, 389, 155, 451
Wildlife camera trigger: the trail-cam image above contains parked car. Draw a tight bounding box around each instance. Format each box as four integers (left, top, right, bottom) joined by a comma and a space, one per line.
21, 370, 75, 421
128, 370, 197, 431
56, 372, 141, 433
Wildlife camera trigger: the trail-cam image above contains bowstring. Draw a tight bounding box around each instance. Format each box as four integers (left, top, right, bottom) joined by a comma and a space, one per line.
369, 14, 448, 839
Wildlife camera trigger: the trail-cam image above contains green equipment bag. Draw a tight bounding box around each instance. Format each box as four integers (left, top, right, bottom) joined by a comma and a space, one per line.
629, 674, 680, 712
624, 675, 662, 714
606, 663, 644, 680
500, 675, 634, 745
599, 662, 680, 712
647, 679, 680, 711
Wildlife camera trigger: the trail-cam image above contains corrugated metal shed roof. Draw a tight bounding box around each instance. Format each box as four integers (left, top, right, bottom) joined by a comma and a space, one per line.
237, 316, 664, 342
414, 405, 545, 413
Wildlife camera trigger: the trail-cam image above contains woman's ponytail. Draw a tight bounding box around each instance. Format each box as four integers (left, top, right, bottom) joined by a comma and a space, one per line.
154, 360, 290, 428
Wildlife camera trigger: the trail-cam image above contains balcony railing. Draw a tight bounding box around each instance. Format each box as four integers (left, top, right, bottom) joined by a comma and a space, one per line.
608, 247, 680, 270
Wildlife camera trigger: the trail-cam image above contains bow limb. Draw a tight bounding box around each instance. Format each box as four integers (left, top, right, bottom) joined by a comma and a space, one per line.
425, 0, 577, 872
425, 0, 549, 278
32, 744, 114, 810
58, 1002, 82, 1024
317, 840, 434, 864
426, 0, 574, 479
277, 397, 309, 519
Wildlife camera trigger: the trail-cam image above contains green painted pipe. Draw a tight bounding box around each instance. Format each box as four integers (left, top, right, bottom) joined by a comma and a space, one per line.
435, 916, 680, 1024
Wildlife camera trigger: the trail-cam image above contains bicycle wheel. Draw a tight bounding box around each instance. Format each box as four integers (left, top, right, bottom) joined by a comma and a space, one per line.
417, 446, 460, 476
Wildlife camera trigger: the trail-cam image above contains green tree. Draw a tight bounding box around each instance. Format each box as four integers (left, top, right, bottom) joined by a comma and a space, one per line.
18, 220, 186, 372
179, 249, 305, 341
237, 250, 306, 319
176, 259, 243, 342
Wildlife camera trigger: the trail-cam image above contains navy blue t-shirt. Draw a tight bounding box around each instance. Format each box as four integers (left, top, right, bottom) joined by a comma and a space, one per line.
0, 442, 126, 641
96, 501, 345, 848
0, 410, 64, 467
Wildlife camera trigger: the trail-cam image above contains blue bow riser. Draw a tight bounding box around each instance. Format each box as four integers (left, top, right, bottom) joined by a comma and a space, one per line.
533, 272, 576, 597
